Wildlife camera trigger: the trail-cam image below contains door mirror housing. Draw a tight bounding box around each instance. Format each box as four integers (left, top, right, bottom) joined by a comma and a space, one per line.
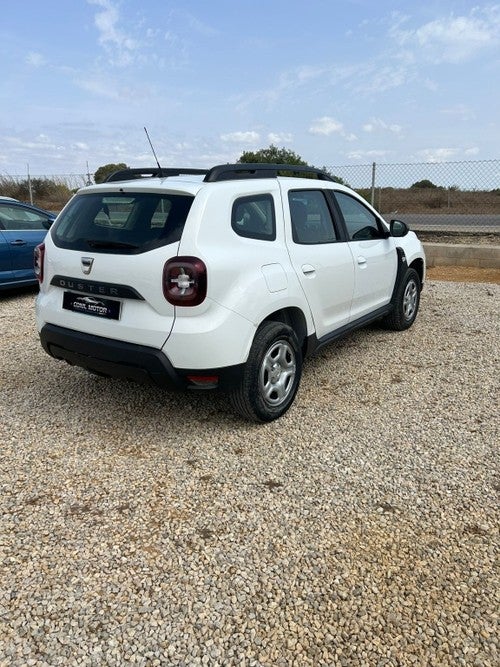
390, 219, 409, 237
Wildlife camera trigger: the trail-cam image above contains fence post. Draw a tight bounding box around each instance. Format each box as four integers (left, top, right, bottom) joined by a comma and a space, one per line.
27, 164, 33, 205
371, 162, 376, 206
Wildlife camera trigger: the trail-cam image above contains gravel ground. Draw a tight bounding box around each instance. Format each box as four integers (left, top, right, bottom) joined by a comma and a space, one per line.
0, 282, 498, 667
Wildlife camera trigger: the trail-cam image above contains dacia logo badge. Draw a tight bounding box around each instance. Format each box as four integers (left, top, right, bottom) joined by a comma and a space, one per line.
81, 257, 94, 275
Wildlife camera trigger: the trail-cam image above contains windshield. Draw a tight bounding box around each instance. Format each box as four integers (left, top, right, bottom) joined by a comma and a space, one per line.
51, 192, 194, 253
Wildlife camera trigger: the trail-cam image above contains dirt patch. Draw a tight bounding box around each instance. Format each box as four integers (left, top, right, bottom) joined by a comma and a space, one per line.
419, 231, 500, 282
426, 266, 500, 284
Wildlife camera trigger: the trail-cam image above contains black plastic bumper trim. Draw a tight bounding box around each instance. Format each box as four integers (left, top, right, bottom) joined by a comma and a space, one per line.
40, 324, 244, 391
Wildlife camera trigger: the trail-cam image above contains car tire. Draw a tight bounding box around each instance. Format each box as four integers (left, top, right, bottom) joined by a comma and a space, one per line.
382, 267, 421, 331
230, 321, 302, 422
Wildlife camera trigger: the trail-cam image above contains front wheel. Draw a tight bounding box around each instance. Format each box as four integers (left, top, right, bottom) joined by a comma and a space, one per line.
230, 322, 302, 422
382, 267, 421, 331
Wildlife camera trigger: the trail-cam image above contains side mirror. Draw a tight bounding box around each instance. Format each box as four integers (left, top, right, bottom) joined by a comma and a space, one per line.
390, 219, 409, 237
42, 218, 54, 230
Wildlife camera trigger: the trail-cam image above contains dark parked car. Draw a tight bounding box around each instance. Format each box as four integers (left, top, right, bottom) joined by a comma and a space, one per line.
0, 198, 56, 290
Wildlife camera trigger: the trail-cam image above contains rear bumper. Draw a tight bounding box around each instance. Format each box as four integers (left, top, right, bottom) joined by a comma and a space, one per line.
40, 324, 244, 391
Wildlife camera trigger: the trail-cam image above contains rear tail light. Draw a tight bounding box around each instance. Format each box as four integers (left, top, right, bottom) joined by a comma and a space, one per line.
34, 243, 45, 283
163, 256, 207, 306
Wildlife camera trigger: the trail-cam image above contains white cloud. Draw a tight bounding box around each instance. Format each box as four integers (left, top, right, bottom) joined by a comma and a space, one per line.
76, 76, 152, 102
417, 148, 459, 162
268, 133, 293, 144
88, 0, 138, 66
185, 14, 219, 37
391, 7, 500, 64
163, 31, 189, 68
309, 117, 343, 136
309, 117, 357, 142
440, 105, 475, 121
220, 131, 260, 144
464, 147, 479, 156
347, 149, 391, 161
26, 52, 45, 67
359, 65, 410, 94
363, 118, 402, 135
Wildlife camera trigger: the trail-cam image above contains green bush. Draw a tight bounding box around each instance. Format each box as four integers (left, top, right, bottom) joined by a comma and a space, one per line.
410, 179, 439, 189
94, 163, 128, 184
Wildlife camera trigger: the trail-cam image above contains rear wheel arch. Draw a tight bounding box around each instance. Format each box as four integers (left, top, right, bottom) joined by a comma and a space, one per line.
262, 306, 308, 357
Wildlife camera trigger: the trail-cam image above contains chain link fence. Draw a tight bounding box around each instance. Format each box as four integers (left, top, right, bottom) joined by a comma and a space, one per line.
2, 160, 499, 236
325, 159, 500, 236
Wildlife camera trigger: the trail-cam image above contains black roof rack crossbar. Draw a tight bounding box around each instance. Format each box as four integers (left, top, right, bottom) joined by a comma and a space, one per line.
204, 163, 335, 182
105, 167, 209, 183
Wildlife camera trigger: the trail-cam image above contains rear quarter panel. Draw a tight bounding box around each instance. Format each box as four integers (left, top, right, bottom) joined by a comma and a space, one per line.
177, 182, 314, 329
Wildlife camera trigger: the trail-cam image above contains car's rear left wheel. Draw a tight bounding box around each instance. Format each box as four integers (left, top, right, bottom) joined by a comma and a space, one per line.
230, 321, 302, 422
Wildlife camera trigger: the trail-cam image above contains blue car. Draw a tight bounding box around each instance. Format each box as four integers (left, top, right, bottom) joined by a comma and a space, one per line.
0, 198, 56, 290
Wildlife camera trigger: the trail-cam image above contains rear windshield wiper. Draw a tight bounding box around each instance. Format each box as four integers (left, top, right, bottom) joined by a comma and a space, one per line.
86, 240, 140, 250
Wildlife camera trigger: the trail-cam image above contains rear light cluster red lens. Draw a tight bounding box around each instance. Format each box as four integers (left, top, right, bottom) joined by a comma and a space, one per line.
34, 243, 45, 283
163, 256, 207, 306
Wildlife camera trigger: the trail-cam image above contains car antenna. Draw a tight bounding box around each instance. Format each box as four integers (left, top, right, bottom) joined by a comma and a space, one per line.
144, 126, 164, 177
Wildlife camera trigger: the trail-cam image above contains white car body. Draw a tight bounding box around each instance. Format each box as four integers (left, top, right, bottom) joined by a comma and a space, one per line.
35, 164, 425, 421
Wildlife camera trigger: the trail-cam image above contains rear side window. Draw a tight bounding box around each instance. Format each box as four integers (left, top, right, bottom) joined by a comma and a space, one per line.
232, 195, 276, 241
289, 190, 337, 244
51, 192, 194, 253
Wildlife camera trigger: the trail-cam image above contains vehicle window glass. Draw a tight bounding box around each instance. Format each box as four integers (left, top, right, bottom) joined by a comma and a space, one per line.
289, 190, 337, 244
334, 192, 382, 241
51, 192, 194, 253
0, 204, 48, 231
232, 195, 275, 241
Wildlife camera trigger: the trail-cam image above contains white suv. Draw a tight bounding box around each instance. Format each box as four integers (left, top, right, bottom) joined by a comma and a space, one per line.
35, 164, 425, 421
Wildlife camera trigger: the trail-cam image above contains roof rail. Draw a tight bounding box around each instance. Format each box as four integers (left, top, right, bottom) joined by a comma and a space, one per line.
204, 163, 335, 182
103, 164, 335, 183
105, 167, 209, 183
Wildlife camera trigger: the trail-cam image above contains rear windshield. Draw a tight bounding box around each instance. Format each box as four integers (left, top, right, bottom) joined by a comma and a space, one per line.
51, 192, 194, 253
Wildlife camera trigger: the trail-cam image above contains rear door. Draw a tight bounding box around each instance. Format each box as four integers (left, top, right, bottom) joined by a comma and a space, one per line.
285, 188, 355, 338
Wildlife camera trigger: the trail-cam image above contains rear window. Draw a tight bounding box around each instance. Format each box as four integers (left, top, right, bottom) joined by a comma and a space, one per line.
51, 192, 194, 253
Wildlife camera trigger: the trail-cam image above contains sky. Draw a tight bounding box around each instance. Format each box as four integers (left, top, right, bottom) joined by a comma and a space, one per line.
1, 0, 499, 178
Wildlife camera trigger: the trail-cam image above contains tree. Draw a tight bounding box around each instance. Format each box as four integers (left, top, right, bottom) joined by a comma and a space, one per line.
410, 179, 438, 189
238, 145, 308, 165
94, 163, 128, 184
237, 146, 347, 183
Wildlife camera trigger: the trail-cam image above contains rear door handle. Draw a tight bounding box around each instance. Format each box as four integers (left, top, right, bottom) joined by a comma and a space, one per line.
302, 264, 316, 276
10, 240, 27, 246
357, 256, 367, 266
